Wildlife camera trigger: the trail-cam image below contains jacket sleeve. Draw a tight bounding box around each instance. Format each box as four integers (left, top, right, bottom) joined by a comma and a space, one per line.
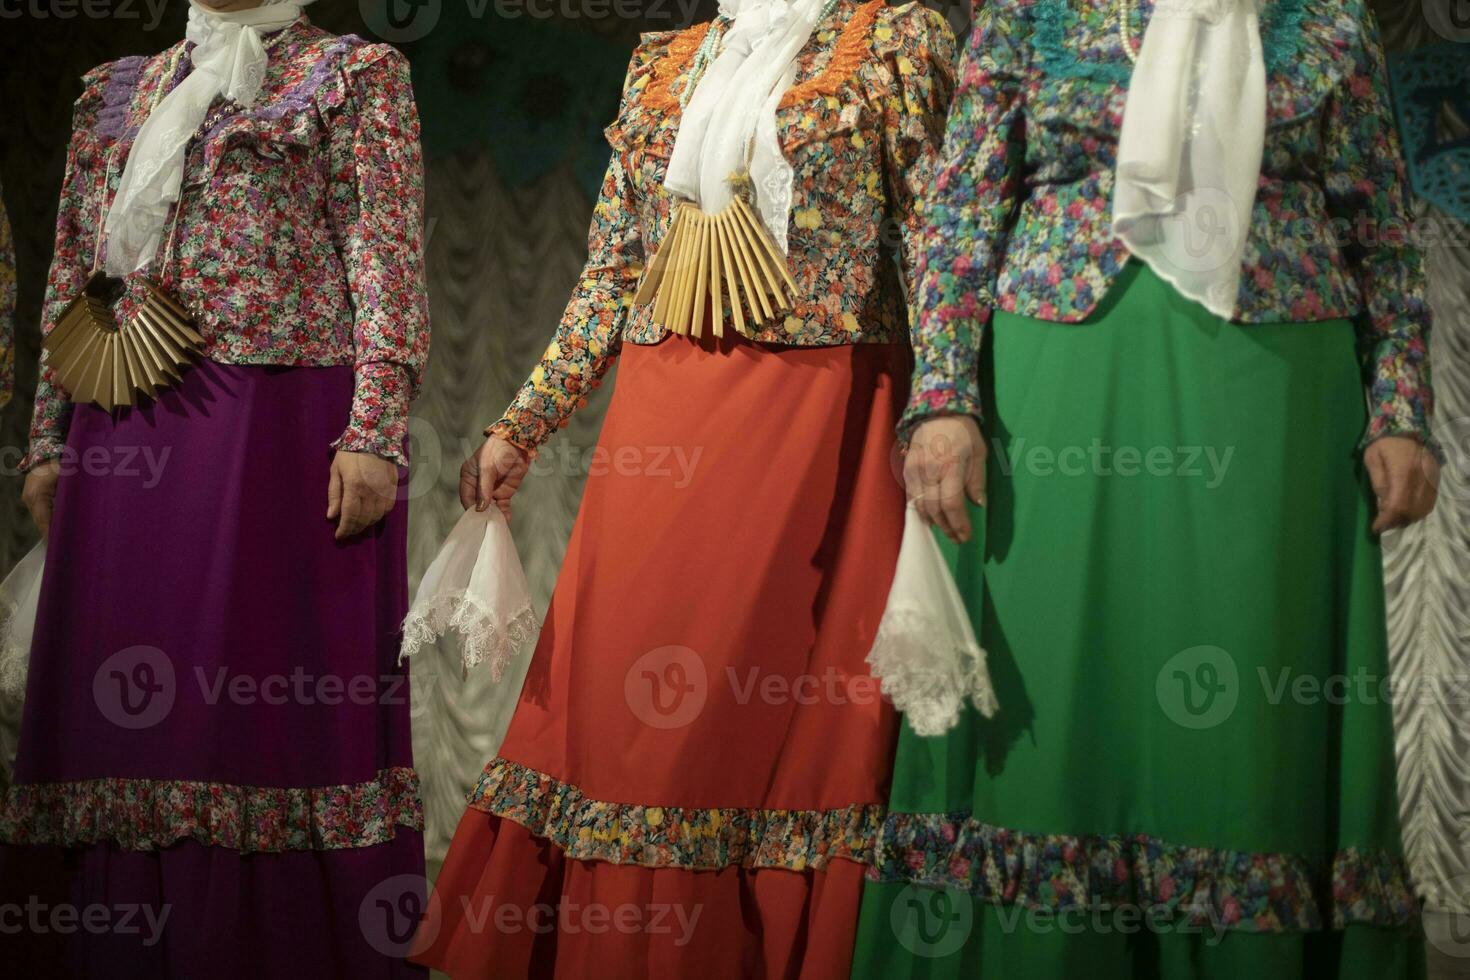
901, 0, 1031, 440
21, 63, 117, 472
488, 50, 653, 455
1320, 10, 1433, 449
871, 2, 959, 307
323, 44, 430, 466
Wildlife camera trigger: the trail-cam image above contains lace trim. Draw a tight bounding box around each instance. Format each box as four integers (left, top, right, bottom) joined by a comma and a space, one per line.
0, 619, 27, 699
871, 812, 1420, 933
468, 758, 885, 871
867, 605, 999, 737
399, 590, 539, 680
780, 0, 884, 106
0, 767, 423, 853
640, 0, 884, 117
642, 23, 714, 114
1032, 0, 1309, 84
96, 55, 146, 141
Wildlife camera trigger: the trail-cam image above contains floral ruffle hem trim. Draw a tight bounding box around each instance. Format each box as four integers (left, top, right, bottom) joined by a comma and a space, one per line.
469, 758, 884, 872
871, 812, 1419, 933
0, 766, 423, 854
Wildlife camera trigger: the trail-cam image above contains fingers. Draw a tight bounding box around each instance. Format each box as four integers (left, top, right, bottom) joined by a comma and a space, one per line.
327, 459, 344, 521
332, 453, 399, 541
965, 445, 988, 509
21, 464, 59, 537
459, 458, 478, 512
1367, 441, 1417, 535
906, 449, 971, 544
477, 455, 495, 512
335, 488, 365, 541
24, 495, 52, 536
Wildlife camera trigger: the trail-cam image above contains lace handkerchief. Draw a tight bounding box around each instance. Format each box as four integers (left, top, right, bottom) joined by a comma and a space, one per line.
400, 507, 539, 679
0, 541, 46, 698
866, 506, 998, 736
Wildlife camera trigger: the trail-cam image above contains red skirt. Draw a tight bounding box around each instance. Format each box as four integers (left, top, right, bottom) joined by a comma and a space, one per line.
412, 335, 908, 979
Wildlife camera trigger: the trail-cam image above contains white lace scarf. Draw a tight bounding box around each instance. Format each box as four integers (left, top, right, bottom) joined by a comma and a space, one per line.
1112, 0, 1267, 319
663, 0, 826, 256
103, 0, 308, 276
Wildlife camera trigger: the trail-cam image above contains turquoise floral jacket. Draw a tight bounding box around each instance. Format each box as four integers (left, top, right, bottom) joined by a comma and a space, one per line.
907, 0, 1434, 448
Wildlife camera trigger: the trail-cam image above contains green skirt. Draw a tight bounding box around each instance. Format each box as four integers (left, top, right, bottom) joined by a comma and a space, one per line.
855, 263, 1423, 979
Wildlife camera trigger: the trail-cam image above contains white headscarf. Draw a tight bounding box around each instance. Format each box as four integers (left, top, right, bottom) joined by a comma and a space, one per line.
663, 0, 827, 256
1112, 0, 1267, 319
103, 0, 310, 276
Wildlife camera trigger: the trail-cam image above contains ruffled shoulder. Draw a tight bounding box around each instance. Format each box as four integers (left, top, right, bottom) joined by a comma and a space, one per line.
851, 1, 957, 122
308, 33, 413, 115
604, 24, 710, 153
972, 0, 1039, 79
82, 52, 149, 142
872, 1, 957, 57
1266, 0, 1362, 124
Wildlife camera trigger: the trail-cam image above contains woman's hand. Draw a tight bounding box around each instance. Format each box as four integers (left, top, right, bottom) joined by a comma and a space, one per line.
906, 416, 987, 545
328, 451, 400, 541
460, 434, 530, 518
1365, 436, 1439, 535
21, 460, 61, 535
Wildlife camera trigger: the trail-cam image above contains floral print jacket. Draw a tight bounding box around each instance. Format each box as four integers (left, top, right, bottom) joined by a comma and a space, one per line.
24, 19, 428, 469
492, 0, 956, 451
907, 0, 1433, 448
0, 187, 13, 410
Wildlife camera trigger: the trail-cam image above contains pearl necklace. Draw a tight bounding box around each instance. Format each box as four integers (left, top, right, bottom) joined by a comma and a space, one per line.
1112, 0, 1141, 64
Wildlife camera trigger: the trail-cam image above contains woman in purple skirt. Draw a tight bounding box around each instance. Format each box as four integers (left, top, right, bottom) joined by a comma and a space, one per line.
2, 1, 429, 976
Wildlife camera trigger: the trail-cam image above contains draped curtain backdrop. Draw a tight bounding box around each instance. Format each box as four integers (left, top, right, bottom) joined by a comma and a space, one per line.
0, 0, 1466, 923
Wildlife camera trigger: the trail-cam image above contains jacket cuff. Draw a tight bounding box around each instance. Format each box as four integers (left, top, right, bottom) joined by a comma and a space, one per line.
19, 438, 67, 474
899, 386, 985, 447
333, 362, 412, 466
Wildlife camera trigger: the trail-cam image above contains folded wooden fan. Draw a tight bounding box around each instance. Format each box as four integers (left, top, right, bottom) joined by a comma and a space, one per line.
634, 196, 799, 339
44, 271, 204, 411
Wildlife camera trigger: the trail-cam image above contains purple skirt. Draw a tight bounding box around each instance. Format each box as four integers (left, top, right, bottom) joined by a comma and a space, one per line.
0, 361, 425, 978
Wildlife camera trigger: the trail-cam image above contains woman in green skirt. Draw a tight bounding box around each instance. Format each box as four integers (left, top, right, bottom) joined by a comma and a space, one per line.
857, 0, 1441, 977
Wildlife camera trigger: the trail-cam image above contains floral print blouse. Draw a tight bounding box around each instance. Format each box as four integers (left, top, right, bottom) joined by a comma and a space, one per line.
492, 0, 956, 451
24, 19, 428, 469
0, 187, 13, 410
907, 0, 1434, 449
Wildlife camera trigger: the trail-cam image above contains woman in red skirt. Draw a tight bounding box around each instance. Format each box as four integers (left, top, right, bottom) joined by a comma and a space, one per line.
411, 1, 954, 976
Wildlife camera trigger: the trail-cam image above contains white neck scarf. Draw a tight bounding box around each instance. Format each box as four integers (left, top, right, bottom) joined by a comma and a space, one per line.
1112, 0, 1266, 319
663, 0, 826, 256
103, 0, 307, 276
